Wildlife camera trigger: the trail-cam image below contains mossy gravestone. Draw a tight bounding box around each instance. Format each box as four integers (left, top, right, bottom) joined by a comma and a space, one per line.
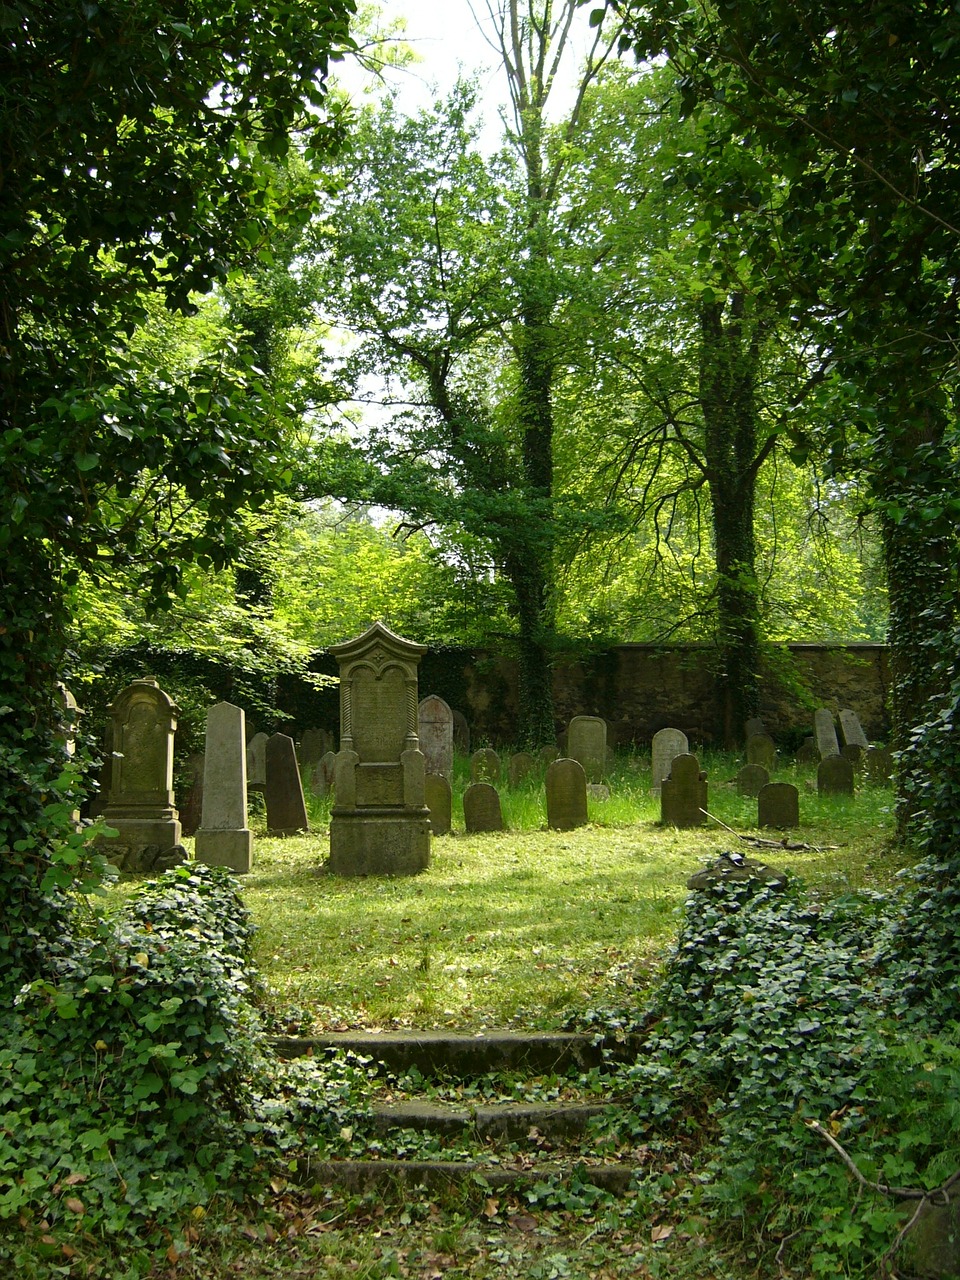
424, 773, 452, 836
328, 622, 431, 876
463, 782, 503, 833
545, 758, 588, 831
652, 727, 688, 792
567, 715, 607, 783
660, 753, 707, 828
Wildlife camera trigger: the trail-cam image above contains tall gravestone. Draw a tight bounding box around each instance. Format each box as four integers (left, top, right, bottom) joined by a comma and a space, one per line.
298, 728, 328, 770
814, 709, 841, 760
196, 702, 253, 873
746, 733, 777, 772
660, 753, 707, 828
328, 622, 431, 876
651, 727, 688, 792
744, 717, 766, 740
758, 782, 800, 829
418, 695, 454, 779
546, 758, 588, 831
463, 782, 504, 833
178, 753, 205, 837
451, 709, 471, 756
567, 715, 607, 782
839, 709, 869, 752
265, 734, 309, 836
100, 677, 181, 863
246, 731, 269, 793
424, 773, 452, 836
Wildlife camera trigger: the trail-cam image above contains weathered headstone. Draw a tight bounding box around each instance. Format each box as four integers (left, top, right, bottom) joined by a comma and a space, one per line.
865, 746, 894, 786
758, 782, 800, 829
651, 728, 689, 792
451, 709, 471, 756
838, 709, 869, 751
418, 695, 454, 779
660, 753, 707, 828
99, 677, 181, 867
310, 749, 337, 798
567, 716, 607, 782
842, 743, 864, 768
196, 702, 253, 873
538, 745, 561, 767
744, 717, 766, 741
817, 754, 855, 796
463, 782, 503, 833
508, 751, 536, 786
246, 731, 269, 793
587, 783, 611, 802
545, 758, 588, 831
298, 727, 328, 770
178, 752, 205, 837
328, 622, 431, 875
471, 747, 501, 784
424, 773, 452, 836
265, 733, 309, 836
795, 737, 819, 765
814, 709, 841, 759
736, 763, 770, 798
746, 732, 777, 772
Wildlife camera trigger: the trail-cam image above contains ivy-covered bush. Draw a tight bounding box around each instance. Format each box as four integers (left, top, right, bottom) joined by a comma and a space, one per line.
0, 864, 373, 1273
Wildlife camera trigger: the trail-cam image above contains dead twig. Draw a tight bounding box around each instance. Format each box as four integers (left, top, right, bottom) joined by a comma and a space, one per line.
700, 808, 838, 852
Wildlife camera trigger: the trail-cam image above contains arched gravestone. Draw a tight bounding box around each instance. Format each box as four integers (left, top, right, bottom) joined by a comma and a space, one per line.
463, 782, 504, 833
660, 753, 707, 828
818, 754, 855, 796
328, 622, 431, 876
424, 773, 452, 836
538, 745, 561, 767
744, 716, 766, 741
418, 694, 454, 779
865, 746, 894, 786
265, 733, 309, 836
196, 701, 253, 873
567, 715, 607, 783
508, 752, 536, 786
746, 733, 777, 772
310, 750, 337, 798
298, 728, 328, 770
736, 763, 769, 798
100, 677, 181, 865
545, 758, 588, 831
246, 731, 269, 793
651, 728, 688, 792
758, 782, 800, 829
471, 747, 501, 784
795, 737, 818, 765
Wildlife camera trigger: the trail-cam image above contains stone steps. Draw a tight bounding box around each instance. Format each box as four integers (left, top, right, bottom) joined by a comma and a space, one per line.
276, 1028, 647, 1199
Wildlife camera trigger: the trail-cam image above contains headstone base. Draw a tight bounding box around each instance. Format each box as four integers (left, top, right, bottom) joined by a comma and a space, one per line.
328, 809, 431, 876
98, 813, 181, 865
195, 828, 253, 874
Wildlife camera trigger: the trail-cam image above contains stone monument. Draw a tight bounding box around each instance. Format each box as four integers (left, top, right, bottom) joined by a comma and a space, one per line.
546, 758, 588, 831
195, 702, 253, 873
328, 622, 431, 875
418, 695, 454, 779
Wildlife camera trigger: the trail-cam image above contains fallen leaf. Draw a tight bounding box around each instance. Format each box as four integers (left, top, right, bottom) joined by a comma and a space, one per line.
64, 1173, 87, 1187
483, 1197, 499, 1219
64, 1198, 85, 1215
651, 1224, 673, 1242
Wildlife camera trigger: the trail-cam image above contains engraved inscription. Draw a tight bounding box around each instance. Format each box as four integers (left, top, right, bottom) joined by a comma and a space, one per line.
355, 763, 404, 807
353, 665, 407, 761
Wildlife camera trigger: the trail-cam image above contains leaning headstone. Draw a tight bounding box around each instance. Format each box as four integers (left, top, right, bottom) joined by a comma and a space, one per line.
736, 763, 769, 798
838, 709, 869, 751
328, 622, 431, 875
746, 732, 777, 772
196, 702, 253, 873
651, 728, 689, 792
795, 737, 818, 765
246, 731, 269, 793
265, 733, 309, 836
814, 709, 841, 759
567, 715, 607, 783
508, 751, 536, 786
744, 717, 766, 741
298, 728, 328, 770
545, 758, 588, 831
178, 753, 205, 837
99, 677, 181, 868
310, 749, 337, 798
817, 754, 855, 796
424, 773, 452, 836
471, 747, 501, 784
451, 709, 470, 756
418, 695, 454, 779
865, 746, 894, 786
463, 782, 503, 833
660, 753, 707, 828
758, 782, 800, 829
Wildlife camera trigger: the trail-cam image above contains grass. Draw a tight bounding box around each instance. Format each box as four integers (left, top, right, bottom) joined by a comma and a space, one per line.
228, 750, 904, 1034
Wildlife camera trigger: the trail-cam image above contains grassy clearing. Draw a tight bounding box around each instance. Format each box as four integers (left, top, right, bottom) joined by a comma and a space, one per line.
228, 752, 904, 1034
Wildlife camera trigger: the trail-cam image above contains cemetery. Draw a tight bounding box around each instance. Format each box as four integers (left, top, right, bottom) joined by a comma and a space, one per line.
2, 4, 959, 1280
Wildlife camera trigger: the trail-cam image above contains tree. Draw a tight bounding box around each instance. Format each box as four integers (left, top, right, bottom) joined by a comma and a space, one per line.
0, 0, 355, 976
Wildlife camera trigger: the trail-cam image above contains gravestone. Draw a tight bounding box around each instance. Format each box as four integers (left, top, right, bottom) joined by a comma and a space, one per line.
567, 715, 607, 782
587, 783, 611, 802
838, 709, 869, 751
538, 745, 561, 767
545, 758, 588, 831
298, 728, 328, 770
310, 749, 337, 798
744, 717, 766, 740
842, 743, 864, 768
451, 709, 470, 756
758, 782, 800, 829
746, 732, 777, 772
424, 773, 452, 836
196, 702, 253, 872
246, 731, 269, 793
99, 677, 181, 867
736, 763, 769, 798
814, 709, 841, 759
178, 753, 205, 837
418, 695, 454, 779
463, 782, 503, 833
508, 752, 536, 786
651, 727, 688, 792
471, 747, 501, 784
865, 746, 894, 786
265, 733, 309, 836
818, 754, 855, 796
795, 737, 819, 765
328, 622, 431, 875
660, 753, 707, 828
